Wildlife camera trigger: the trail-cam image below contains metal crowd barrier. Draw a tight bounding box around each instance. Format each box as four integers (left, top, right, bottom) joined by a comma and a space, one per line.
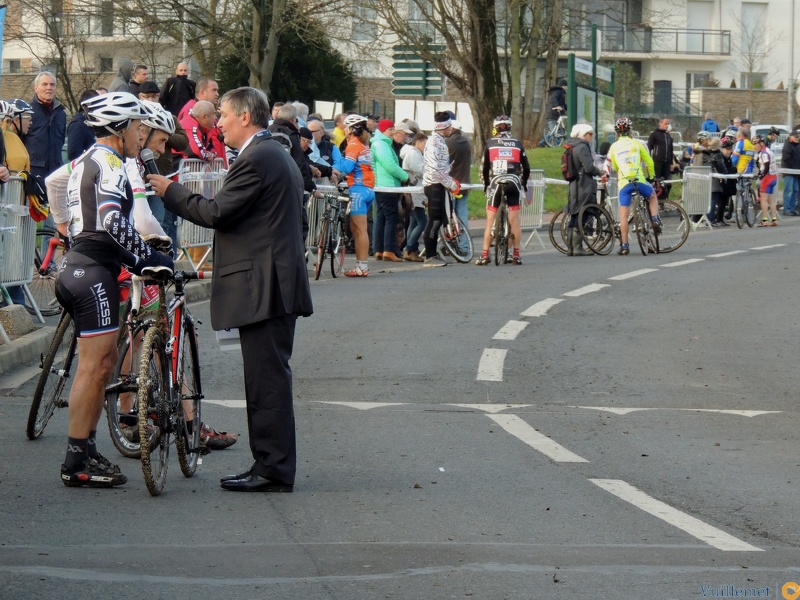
681, 166, 713, 229
0, 177, 42, 342
522, 170, 546, 249
177, 158, 226, 270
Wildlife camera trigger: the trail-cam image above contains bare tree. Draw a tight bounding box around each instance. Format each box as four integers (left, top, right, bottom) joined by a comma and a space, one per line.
728, 9, 779, 117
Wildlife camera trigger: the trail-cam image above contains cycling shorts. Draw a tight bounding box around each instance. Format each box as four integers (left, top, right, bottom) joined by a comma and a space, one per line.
487, 182, 521, 212
55, 251, 121, 338
618, 181, 654, 208
348, 185, 375, 216
760, 174, 777, 194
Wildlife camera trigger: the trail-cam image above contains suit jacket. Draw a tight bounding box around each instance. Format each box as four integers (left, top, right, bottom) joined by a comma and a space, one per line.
162, 131, 313, 330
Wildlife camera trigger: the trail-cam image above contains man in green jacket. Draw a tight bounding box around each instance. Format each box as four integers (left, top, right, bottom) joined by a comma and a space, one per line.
372, 119, 409, 262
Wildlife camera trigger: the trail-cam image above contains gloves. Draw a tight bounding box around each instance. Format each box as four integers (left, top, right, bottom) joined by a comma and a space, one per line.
143, 233, 174, 256
451, 179, 461, 196
646, 178, 655, 184
131, 250, 174, 280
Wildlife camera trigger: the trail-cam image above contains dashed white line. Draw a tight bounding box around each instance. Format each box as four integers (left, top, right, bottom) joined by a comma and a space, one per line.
573, 406, 781, 417
316, 401, 409, 410
660, 258, 705, 267
608, 269, 659, 281
563, 283, 610, 297
477, 349, 507, 381
493, 320, 528, 340
589, 479, 763, 552
707, 250, 747, 258
750, 244, 786, 250
450, 403, 532, 413
487, 414, 589, 463
520, 298, 563, 317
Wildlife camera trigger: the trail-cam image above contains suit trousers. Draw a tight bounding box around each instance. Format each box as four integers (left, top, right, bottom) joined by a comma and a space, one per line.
239, 314, 298, 484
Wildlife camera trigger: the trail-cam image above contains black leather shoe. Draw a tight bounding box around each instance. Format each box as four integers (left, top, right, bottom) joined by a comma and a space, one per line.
220, 473, 293, 492
220, 464, 255, 483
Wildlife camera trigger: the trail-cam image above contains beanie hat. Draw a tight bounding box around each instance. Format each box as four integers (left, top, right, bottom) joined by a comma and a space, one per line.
377, 119, 394, 133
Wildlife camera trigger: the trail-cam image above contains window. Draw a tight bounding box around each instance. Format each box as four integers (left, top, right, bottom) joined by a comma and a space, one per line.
99, 56, 113, 72
101, 1, 114, 36
686, 71, 713, 88
8, 60, 21, 74
352, 0, 376, 42
741, 72, 767, 89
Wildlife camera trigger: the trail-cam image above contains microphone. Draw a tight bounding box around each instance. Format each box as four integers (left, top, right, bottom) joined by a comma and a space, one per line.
140, 148, 160, 176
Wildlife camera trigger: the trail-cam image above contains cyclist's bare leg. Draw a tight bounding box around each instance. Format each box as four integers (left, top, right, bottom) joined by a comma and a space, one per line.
69, 333, 118, 438
619, 206, 630, 245
648, 193, 659, 218
350, 214, 368, 261
509, 209, 522, 250
481, 209, 497, 254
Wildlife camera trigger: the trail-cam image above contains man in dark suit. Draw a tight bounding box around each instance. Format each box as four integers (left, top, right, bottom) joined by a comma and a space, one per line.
148, 87, 314, 492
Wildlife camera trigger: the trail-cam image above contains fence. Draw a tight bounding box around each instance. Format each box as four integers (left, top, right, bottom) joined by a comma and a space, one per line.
177, 158, 226, 270
681, 166, 714, 228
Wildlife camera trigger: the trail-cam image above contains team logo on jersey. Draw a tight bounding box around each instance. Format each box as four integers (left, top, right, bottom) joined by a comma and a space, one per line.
105, 153, 122, 170
498, 149, 514, 158
73, 268, 85, 278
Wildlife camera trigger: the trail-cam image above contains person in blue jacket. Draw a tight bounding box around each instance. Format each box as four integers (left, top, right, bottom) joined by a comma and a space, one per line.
67, 89, 99, 160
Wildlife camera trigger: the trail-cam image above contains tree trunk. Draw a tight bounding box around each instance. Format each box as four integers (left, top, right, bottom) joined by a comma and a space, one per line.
509, 0, 523, 137
258, 0, 288, 95
534, 0, 564, 143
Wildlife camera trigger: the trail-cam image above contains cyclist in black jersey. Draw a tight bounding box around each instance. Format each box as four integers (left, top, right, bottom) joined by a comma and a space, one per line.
55, 92, 174, 488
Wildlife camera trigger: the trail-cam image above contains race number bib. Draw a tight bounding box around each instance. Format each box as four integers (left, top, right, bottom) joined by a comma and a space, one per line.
493, 159, 508, 174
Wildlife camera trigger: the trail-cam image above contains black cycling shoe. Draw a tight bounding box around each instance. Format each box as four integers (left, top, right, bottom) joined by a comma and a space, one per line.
61, 457, 128, 488
93, 453, 124, 475
618, 244, 630, 256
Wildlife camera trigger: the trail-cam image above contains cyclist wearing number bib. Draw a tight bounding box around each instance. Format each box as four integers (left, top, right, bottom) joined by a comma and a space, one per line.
339, 114, 375, 277
753, 135, 778, 226
732, 128, 755, 174
475, 115, 530, 265
608, 116, 660, 256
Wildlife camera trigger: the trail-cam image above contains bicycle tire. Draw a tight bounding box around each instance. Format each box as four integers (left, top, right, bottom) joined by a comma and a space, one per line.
175, 319, 202, 478
28, 229, 67, 317
745, 187, 757, 227
26, 311, 76, 439
552, 126, 566, 148
330, 218, 346, 278
314, 218, 329, 281
548, 210, 569, 254
579, 204, 615, 255
656, 200, 690, 253
440, 216, 473, 263
494, 203, 509, 265
634, 203, 651, 255
138, 327, 170, 496
735, 190, 745, 229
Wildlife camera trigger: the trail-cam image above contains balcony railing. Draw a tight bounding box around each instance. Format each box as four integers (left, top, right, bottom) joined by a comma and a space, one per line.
565, 26, 731, 56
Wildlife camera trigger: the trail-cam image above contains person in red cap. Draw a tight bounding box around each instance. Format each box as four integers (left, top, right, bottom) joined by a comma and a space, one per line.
372, 119, 409, 262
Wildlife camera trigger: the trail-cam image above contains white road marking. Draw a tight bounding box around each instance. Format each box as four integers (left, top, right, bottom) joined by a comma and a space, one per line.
608, 269, 658, 281
493, 320, 528, 340
573, 406, 781, 418
563, 283, 610, 297
316, 401, 409, 410
660, 258, 705, 267
520, 298, 563, 317
477, 349, 507, 381
589, 479, 763, 552
487, 414, 589, 463
449, 403, 532, 413
706, 250, 747, 258
750, 244, 786, 250
204, 400, 247, 408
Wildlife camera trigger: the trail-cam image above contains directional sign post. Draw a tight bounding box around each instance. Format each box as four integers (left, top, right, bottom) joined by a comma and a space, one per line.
392, 45, 444, 98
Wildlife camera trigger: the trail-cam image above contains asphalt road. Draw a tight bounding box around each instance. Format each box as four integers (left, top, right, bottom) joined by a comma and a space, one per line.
2, 218, 800, 599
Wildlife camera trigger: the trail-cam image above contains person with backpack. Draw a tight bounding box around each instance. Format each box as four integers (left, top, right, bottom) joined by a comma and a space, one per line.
563, 123, 602, 256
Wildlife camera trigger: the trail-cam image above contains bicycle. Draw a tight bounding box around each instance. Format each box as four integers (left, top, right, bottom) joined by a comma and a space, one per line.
438, 187, 473, 263
314, 183, 349, 280
733, 173, 757, 229
548, 209, 569, 254
485, 175, 522, 264
137, 270, 207, 496
27, 228, 68, 317
542, 109, 567, 148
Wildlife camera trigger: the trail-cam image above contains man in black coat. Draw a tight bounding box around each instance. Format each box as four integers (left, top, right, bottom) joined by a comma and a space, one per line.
159, 63, 196, 117
149, 87, 313, 492
646, 117, 680, 198
781, 127, 800, 216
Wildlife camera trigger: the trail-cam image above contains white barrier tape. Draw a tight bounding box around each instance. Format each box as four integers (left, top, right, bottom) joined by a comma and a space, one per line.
713, 173, 757, 180
778, 168, 800, 175
543, 178, 569, 186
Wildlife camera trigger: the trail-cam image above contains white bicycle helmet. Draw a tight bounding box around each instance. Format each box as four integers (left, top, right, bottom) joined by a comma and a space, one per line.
0, 101, 11, 119
140, 100, 175, 135
8, 98, 33, 116
82, 92, 147, 131
493, 115, 512, 133
343, 114, 367, 128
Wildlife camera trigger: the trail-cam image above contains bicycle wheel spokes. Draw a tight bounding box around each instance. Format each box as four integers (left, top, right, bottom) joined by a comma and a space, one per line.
548, 210, 569, 255
656, 200, 690, 253
330, 219, 346, 277
138, 327, 170, 496
106, 331, 144, 458
27, 312, 76, 439
175, 321, 202, 478
579, 204, 615, 255
441, 216, 473, 263
634, 205, 650, 255
735, 192, 745, 229
745, 188, 757, 227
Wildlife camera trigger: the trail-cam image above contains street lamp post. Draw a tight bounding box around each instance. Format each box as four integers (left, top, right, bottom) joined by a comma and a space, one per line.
790, 0, 795, 128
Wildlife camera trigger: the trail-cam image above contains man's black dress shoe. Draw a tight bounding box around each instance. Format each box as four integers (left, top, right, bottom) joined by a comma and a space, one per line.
220, 465, 255, 483
220, 473, 294, 492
